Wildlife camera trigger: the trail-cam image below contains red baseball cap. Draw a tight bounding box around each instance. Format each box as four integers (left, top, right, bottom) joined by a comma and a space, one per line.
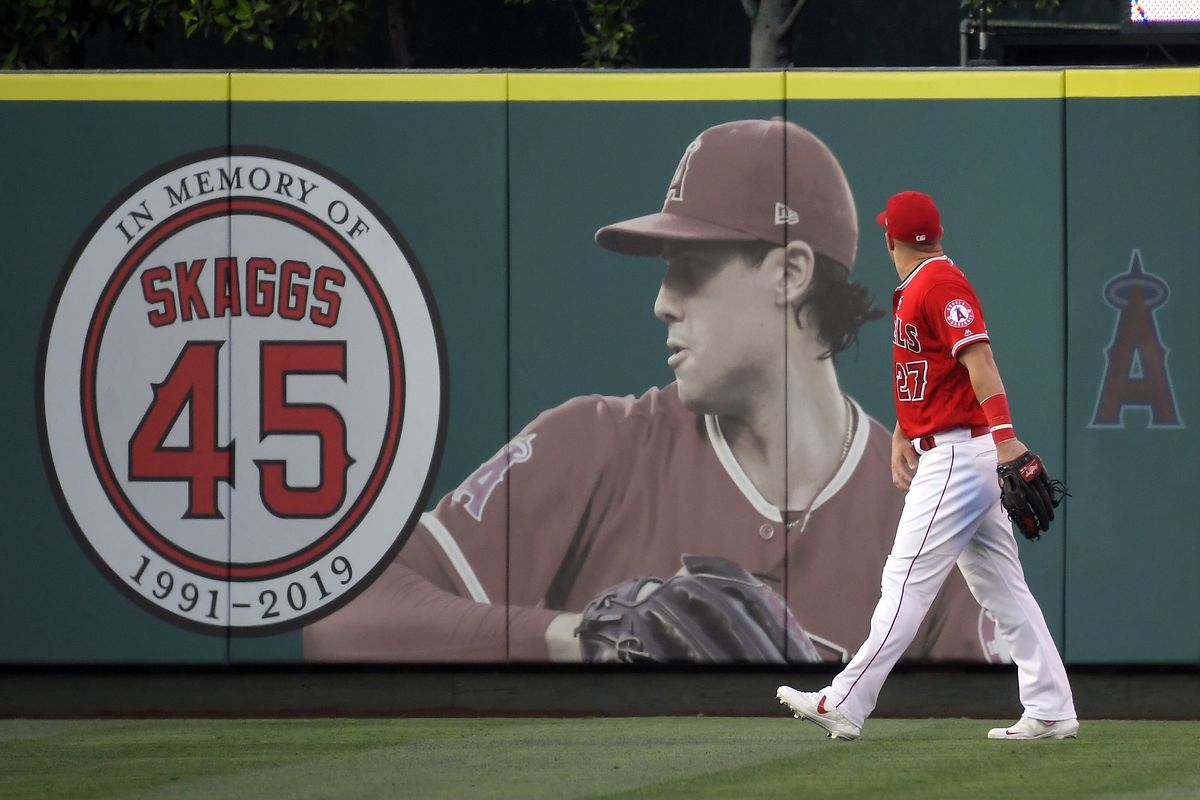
875, 191, 943, 244
595, 118, 858, 269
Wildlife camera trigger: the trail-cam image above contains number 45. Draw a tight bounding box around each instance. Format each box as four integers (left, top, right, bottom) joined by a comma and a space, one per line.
128, 340, 353, 520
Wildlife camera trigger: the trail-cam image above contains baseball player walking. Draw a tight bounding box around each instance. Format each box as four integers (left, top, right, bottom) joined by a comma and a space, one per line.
777, 190, 1078, 740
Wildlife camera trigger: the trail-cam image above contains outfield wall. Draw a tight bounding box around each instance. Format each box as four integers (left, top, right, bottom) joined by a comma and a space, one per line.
1, 69, 1196, 666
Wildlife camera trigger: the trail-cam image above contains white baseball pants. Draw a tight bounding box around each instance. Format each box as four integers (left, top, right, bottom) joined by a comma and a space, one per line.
823, 432, 1076, 728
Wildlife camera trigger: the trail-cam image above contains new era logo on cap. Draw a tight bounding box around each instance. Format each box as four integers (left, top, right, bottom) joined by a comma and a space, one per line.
774, 202, 799, 225
876, 190, 943, 245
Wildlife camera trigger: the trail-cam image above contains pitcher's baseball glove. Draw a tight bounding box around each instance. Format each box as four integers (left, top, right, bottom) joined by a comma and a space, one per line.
997, 450, 1067, 541
574, 554, 821, 663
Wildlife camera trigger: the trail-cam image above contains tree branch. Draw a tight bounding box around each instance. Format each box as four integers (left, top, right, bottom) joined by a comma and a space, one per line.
568, 0, 590, 39
780, 0, 808, 33
740, 0, 759, 21
385, 0, 413, 67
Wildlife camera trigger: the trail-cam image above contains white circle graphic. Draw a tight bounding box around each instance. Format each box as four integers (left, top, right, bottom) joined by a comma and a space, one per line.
41, 149, 446, 633
944, 299, 975, 329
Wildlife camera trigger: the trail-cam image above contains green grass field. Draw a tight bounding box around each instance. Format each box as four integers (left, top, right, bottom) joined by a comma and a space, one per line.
2, 717, 1198, 799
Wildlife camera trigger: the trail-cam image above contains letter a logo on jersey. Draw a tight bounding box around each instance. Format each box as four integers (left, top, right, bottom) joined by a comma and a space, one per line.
453, 434, 536, 522
1090, 250, 1183, 429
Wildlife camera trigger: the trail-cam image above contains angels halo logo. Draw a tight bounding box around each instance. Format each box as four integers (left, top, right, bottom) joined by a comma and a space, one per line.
39, 147, 446, 634
943, 299, 974, 329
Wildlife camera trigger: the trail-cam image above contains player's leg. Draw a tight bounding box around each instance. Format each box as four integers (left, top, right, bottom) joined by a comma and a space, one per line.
957, 500, 1076, 724
952, 436, 1075, 726
819, 444, 985, 728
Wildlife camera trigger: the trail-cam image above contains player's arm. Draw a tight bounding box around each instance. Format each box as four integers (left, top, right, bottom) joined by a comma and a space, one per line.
306, 395, 623, 663
511, 395, 632, 662
302, 554, 559, 662
890, 421, 918, 492
957, 342, 1027, 463
304, 502, 578, 661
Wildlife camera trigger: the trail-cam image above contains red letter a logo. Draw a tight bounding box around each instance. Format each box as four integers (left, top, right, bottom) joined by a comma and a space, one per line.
1091, 251, 1183, 428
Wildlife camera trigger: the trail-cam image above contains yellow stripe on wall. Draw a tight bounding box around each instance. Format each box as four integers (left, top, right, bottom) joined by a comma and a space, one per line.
509, 71, 784, 101
230, 71, 507, 102
2, 69, 1197, 103
0, 72, 228, 101
786, 70, 1063, 100
1065, 68, 1200, 98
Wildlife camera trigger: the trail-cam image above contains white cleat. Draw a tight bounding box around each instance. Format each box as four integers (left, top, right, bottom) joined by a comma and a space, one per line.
987, 717, 1080, 740
776, 685, 861, 741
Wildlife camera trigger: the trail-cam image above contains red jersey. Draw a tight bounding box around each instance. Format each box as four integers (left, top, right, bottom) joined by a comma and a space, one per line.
892, 255, 991, 439
304, 383, 997, 663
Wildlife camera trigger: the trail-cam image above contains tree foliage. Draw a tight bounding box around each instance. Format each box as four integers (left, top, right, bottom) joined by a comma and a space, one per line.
1, 0, 364, 69
180, 0, 361, 52
2, 0, 85, 68
506, 0, 643, 68
506, 0, 810, 68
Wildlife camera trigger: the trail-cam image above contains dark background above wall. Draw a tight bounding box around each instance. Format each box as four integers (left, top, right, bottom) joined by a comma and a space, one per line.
63, 0, 1200, 70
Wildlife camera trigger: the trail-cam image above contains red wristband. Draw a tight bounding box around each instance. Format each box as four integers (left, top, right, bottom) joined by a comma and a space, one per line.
981, 393, 1016, 445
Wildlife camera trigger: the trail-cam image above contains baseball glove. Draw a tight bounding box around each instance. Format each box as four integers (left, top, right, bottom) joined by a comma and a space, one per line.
997, 450, 1068, 541
574, 554, 821, 664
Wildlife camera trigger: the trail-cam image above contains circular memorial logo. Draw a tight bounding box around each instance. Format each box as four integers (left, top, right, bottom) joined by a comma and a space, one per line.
40, 148, 446, 634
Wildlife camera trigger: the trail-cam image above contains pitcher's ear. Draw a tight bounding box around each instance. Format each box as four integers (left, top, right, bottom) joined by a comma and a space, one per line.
779, 240, 815, 306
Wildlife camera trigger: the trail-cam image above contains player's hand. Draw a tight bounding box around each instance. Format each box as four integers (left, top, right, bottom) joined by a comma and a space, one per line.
995, 438, 1027, 464
891, 431, 918, 492
573, 555, 822, 663
545, 612, 583, 662
996, 445, 1067, 540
